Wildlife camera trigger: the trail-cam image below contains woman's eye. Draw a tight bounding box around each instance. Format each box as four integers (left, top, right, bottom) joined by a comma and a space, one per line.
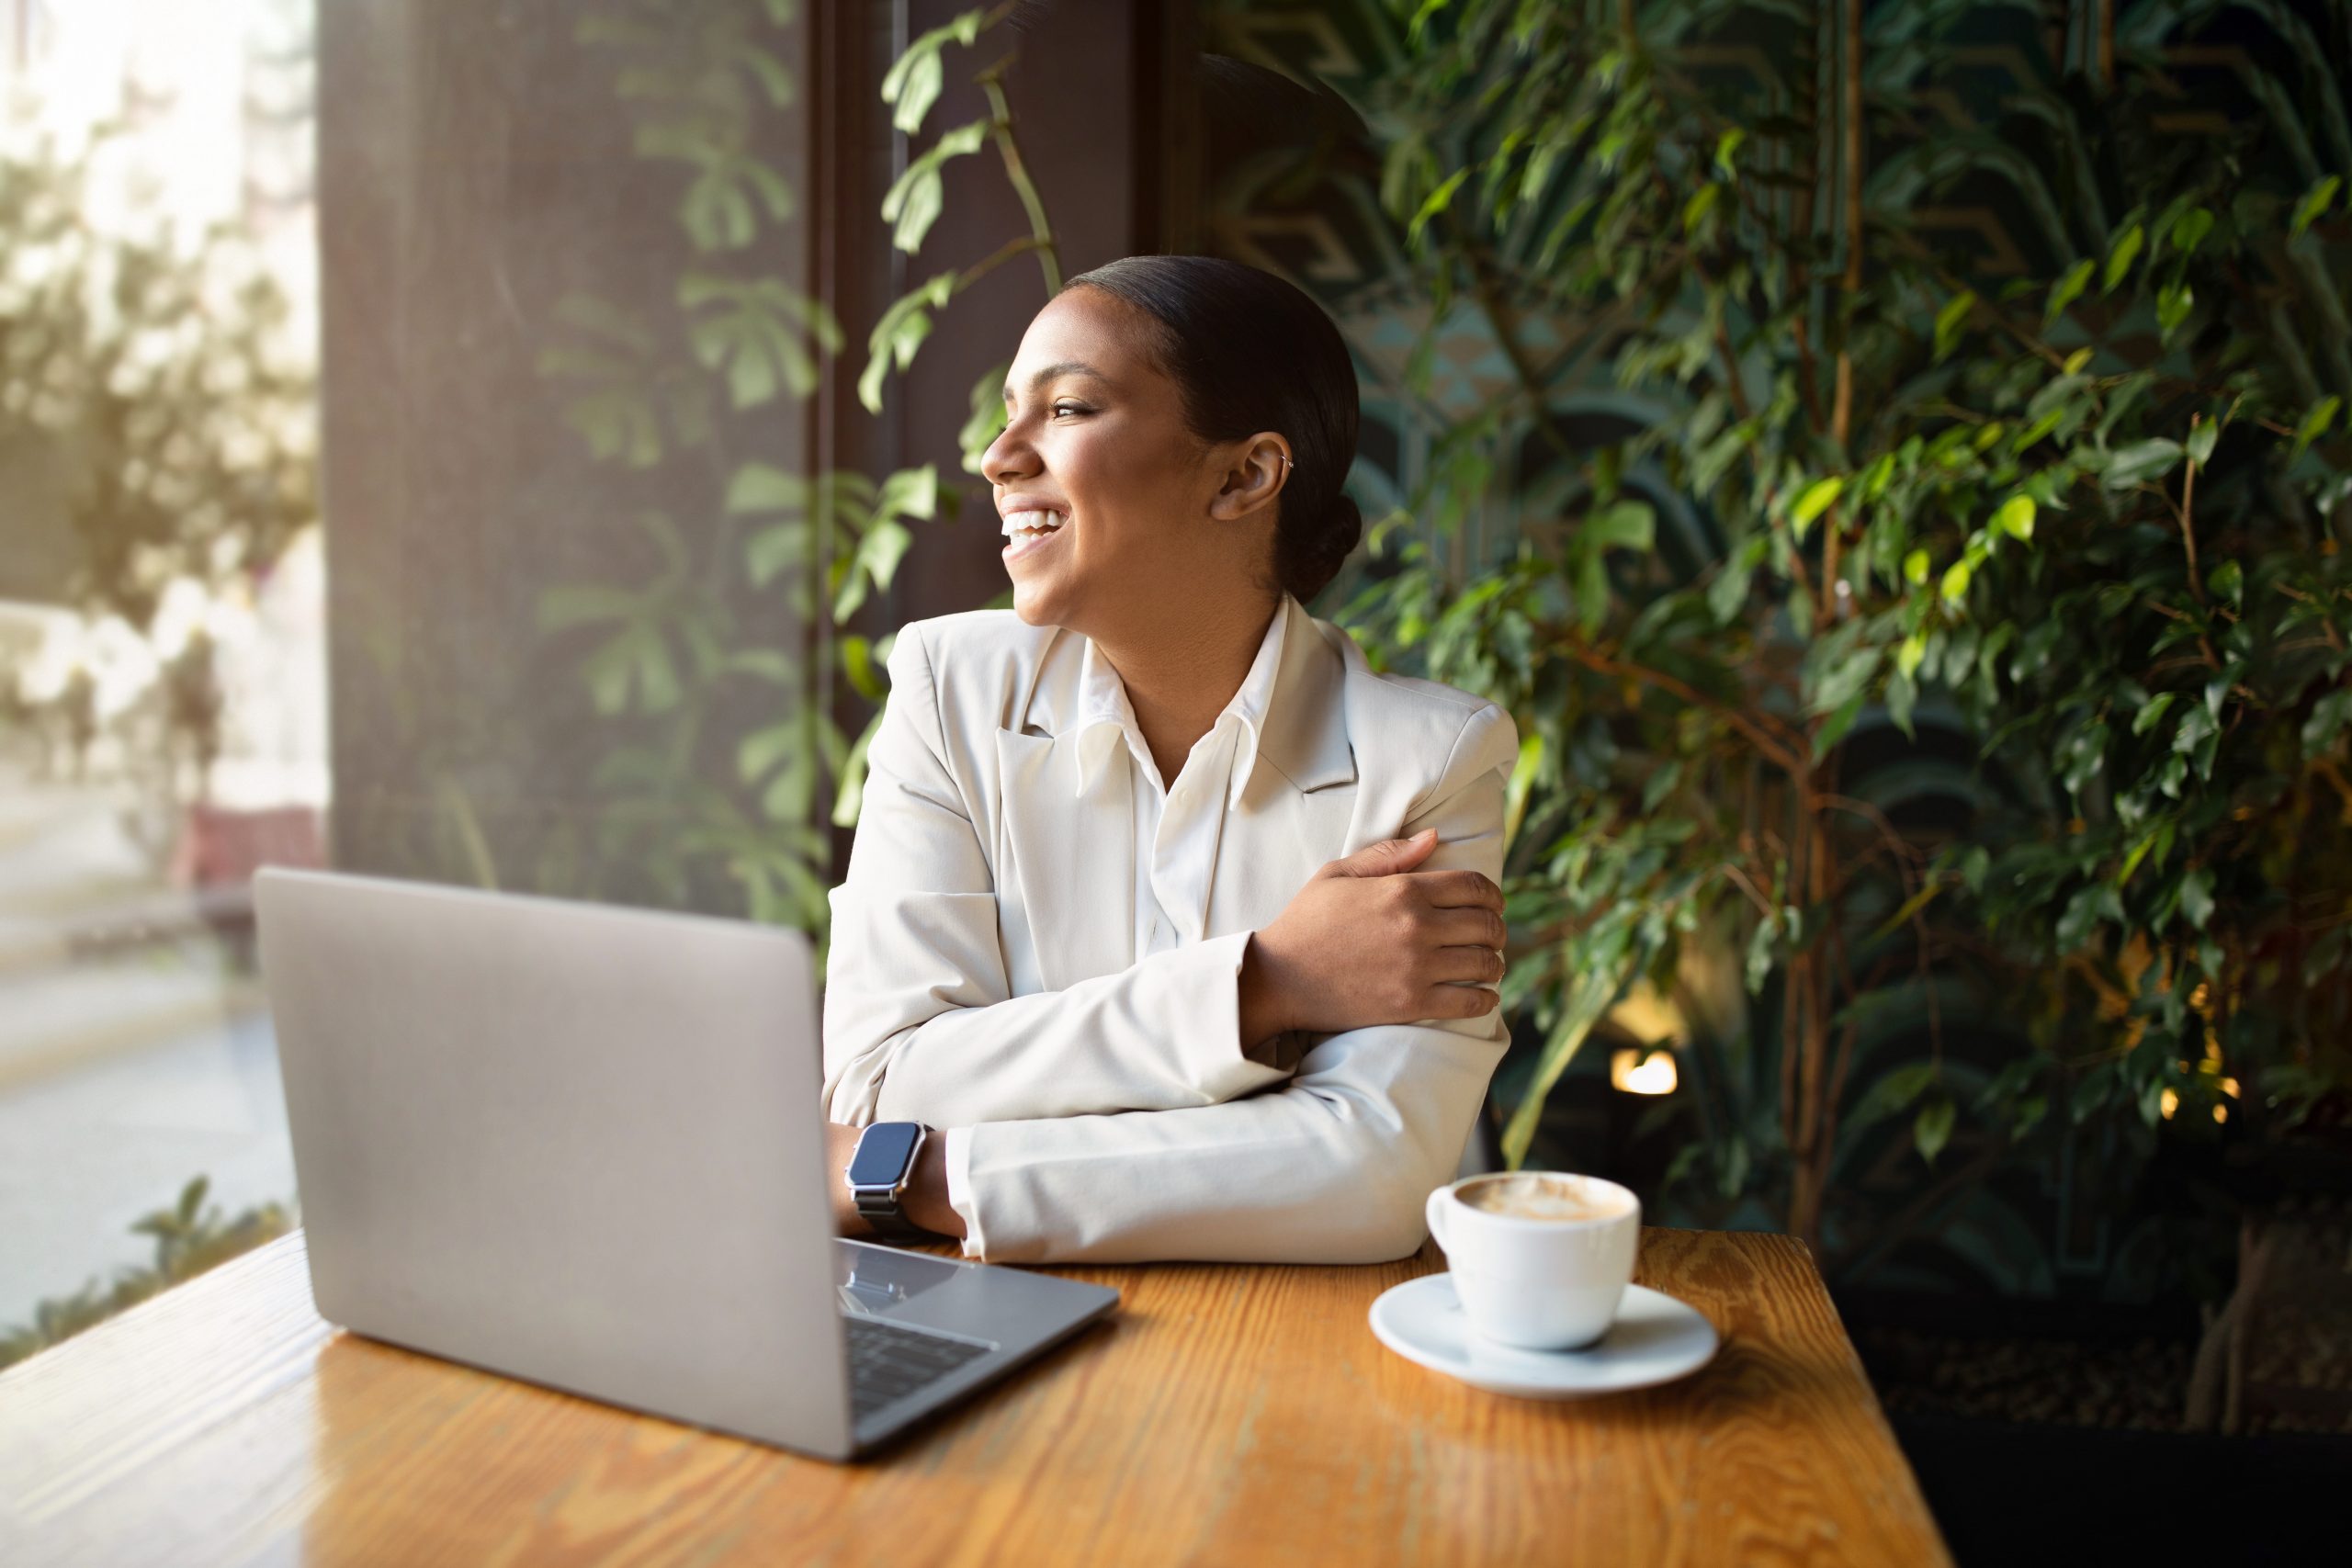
1053, 403, 1087, 418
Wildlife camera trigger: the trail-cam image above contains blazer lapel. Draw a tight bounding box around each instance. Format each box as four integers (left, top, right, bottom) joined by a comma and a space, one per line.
1206, 597, 1359, 936
994, 596, 1360, 986
995, 726, 1136, 991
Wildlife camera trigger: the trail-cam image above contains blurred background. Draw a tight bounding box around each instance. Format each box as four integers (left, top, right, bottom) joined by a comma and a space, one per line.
3, 2, 2347, 1560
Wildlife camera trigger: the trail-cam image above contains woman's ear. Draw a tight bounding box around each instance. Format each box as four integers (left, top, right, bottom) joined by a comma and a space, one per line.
1207, 434, 1292, 524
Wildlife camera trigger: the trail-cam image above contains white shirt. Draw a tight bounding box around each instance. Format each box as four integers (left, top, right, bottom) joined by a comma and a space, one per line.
1073, 597, 1289, 960
942, 599, 1290, 1237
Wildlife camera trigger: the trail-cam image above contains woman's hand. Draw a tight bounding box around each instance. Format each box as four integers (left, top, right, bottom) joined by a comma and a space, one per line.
1238, 827, 1507, 1043
824, 1122, 968, 1241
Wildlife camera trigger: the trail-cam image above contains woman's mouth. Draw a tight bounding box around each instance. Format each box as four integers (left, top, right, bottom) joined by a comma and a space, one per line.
1000, 507, 1068, 563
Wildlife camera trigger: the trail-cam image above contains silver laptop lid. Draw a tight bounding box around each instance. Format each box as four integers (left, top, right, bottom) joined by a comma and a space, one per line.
255, 867, 854, 1459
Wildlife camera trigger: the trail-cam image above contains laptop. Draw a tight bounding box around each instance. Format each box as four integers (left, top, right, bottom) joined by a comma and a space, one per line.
253, 866, 1119, 1461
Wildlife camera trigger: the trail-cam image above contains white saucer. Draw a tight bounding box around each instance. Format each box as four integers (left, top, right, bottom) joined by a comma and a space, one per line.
1368, 1274, 1720, 1400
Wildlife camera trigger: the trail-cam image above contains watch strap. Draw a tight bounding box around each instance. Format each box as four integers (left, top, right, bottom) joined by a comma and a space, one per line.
853, 1187, 930, 1238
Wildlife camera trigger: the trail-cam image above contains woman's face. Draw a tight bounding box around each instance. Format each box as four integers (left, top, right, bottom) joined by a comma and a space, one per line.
982, 288, 1281, 635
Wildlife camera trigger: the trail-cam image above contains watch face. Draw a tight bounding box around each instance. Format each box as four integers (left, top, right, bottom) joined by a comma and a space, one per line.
846, 1122, 923, 1187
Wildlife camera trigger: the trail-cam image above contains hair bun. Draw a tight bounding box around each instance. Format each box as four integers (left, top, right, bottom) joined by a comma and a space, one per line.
1289, 491, 1362, 600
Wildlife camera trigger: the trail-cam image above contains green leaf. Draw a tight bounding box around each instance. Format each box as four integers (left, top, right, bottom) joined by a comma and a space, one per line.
1790, 476, 1844, 538
1896, 629, 1928, 681
858, 271, 958, 413
2291, 175, 2340, 239
738, 720, 799, 784
2178, 866, 2215, 931
744, 523, 810, 588
2302, 688, 2352, 755
1849, 1061, 1938, 1133
960, 358, 1011, 474
726, 461, 812, 518
1407, 166, 1472, 246
2207, 560, 2243, 604
2102, 224, 2143, 292
1500, 944, 1642, 1167
1713, 128, 1744, 178
1585, 499, 1656, 552
2044, 258, 2096, 326
1886, 668, 1917, 739
1573, 550, 1609, 636
2102, 438, 2183, 490
537, 584, 639, 631
2186, 417, 2220, 468
1992, 494, 2035, 543
1813, 691, 1866, 760
874, 464, 943, 525
1915, 1098, 1956, 1167
1933, 290, 1975, 361
1640, 758, 1684, 813
1903, 547, 1930, 587
1681, 183, 1719, 236
1502, 731, 1544, 854
877, 10, 984, 134
2291, 396, 2342, 462
2156, 282, 2194, 340
879, 119, 988, 254
1940, 559, 1973, 604
1708, 536, 1764, 626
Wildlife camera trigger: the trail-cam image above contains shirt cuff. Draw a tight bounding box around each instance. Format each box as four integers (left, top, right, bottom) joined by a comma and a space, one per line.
1174, 928, 1292, 1102
944, 1124, 986, 1260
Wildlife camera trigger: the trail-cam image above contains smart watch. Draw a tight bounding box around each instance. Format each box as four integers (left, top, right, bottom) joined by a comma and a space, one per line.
844, 1121, 933, 1240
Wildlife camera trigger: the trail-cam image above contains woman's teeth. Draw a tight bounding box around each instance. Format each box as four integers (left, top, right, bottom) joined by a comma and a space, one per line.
1000, 509, 1067, 537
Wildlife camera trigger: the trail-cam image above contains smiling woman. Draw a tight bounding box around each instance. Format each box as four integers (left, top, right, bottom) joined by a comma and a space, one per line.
820, 255, 1519, 1266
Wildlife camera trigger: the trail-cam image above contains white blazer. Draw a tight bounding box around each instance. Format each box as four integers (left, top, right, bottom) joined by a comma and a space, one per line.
821, 592, 1520, 1265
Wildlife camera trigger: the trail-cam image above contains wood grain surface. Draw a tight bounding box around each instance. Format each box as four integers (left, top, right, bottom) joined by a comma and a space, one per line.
0, 1226, 1948, 1567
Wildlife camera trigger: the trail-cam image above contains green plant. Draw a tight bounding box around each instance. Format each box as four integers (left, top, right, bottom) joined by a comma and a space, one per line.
1340, 0, 2350, 1268
527, 0, 1052, 948
0, 117, 316, 803
0, 1177, 294, 1370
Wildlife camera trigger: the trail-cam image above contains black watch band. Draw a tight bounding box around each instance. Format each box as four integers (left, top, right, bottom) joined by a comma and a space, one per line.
853, 1186, 930, 1238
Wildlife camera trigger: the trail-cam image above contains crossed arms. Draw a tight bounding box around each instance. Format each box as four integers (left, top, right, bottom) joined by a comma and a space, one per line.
820, 625, 1517, 1264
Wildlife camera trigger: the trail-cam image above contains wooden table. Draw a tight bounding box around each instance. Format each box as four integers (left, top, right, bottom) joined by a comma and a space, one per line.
0, 1227, 1948, 1566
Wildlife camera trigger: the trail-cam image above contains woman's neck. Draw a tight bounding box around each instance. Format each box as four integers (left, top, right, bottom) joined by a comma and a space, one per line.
1088, 592, 1283, 788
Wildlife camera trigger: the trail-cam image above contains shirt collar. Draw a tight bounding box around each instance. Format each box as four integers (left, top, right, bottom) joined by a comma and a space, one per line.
1070, 596, 1292, 808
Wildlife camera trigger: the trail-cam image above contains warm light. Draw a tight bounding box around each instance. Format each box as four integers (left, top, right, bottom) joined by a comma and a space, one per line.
2220, 1077, 2241, 1100
1606, 980, 1686, 1048
1611, 1047, 1679, 1096
2160, 1088, 2180, 1120
2213, 1103, 2229, 1124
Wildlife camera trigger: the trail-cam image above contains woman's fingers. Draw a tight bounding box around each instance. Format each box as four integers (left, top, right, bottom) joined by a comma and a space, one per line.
1428, 943, 1506, 985
1430, 905, 1507, 949
1420, 978, 1503, 1018
1406, 867, 1506, 911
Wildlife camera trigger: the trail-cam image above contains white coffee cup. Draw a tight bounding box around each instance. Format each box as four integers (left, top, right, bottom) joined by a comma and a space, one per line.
1423, 1171, 1642, 1351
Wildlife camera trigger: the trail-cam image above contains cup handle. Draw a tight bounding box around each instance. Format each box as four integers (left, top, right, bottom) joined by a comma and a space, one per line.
1424, 1186, 1451, 1254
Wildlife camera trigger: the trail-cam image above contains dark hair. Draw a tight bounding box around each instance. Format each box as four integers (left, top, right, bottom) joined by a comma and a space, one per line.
1064, 254, 1363, 603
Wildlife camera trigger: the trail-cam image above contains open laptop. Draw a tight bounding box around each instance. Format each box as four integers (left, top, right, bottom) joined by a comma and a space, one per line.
253, 866, 1118, 1461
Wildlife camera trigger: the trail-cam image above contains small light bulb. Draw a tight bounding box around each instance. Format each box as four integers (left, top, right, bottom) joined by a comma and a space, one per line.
1611, 1047, 1678, 1096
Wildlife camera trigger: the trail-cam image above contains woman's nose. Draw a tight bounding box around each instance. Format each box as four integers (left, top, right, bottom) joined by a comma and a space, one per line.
980, 420, 1036, 486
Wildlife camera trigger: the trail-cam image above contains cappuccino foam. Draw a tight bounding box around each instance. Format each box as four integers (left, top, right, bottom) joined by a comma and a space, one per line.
1455, 1174, 1629, 1224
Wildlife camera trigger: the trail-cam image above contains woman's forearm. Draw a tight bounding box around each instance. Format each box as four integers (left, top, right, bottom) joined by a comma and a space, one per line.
1236, 933, 1292, 1053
